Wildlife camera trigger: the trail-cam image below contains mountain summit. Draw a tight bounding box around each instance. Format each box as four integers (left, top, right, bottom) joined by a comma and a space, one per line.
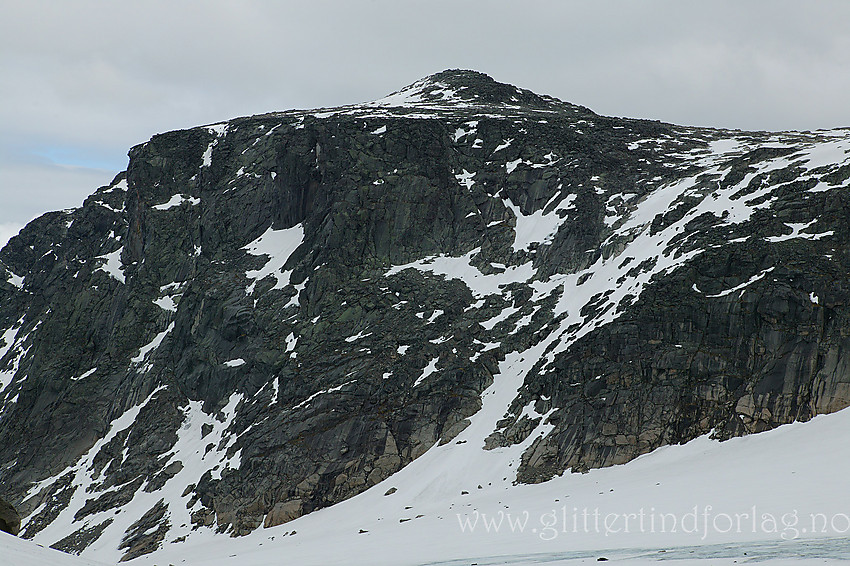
368, 69, 569, 110
1, 71, 850, 562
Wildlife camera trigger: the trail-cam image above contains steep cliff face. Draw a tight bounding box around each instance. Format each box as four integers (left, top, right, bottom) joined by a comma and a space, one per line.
1, 70, 849, 560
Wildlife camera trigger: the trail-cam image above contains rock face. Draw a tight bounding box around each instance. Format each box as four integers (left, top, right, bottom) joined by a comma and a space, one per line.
0, 495, 20, 535
1, 70, 850, 559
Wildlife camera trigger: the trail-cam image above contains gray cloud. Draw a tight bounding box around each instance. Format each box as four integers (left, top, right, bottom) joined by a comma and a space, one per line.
2, 0, 849, 234
0, 223, 24, 249
0, 154, 117, 225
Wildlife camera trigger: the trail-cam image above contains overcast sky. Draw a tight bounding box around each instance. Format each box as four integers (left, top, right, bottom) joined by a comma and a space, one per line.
2, 0, 850, 246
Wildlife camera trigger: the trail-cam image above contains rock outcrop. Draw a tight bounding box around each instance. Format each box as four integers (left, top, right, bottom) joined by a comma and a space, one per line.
1, 70, 849, 559
0, 495, 20, 535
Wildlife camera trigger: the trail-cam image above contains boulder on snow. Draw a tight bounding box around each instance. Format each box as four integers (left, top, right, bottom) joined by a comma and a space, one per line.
0, 496, 21, 535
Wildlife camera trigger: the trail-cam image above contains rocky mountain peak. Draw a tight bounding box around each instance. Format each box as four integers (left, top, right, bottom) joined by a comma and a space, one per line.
368, 68, 566, 111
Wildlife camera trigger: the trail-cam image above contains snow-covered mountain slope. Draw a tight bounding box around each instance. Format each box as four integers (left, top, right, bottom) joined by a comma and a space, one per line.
6, 406, 850, 566
2, 70, 850, 563
1, 531, 107, 566
131, 405, 850, 566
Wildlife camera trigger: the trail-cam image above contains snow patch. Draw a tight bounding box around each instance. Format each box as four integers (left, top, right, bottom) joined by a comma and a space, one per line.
0, 317, 26, 393
5, 269, 23, 288
153, 295, 177, 312
426, 310, 444, 324
71, 368, 97, 381
765, 220, 833, 243
345, 331, 372, 343
455, 169, 476, 189
292, 380, 355, 411
130, 322, 175, 371
504, 194, 575, 252
413, 357, 439, 387
493, 139, 513, 153
243, 225, 304, 294
201, 124, 228, 168
385, 249, 536, 299
152, 194, 200, 211
95, 248, 125, 284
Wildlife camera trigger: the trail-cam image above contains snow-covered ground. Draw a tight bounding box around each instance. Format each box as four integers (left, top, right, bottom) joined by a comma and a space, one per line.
123, 398, 850, 566
13, 351, 850, 566
0, 531, 107, 566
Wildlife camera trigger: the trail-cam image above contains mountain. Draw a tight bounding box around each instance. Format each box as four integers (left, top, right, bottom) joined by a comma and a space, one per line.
1, 69, 849, 563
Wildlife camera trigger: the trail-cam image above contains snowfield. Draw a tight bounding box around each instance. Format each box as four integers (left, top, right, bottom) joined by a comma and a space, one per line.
10, 406, 850, 565
110, 403, 849, 566
0, 532, 107, 566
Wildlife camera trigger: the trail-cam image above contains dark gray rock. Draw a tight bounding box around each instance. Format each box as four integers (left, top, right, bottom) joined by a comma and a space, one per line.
118, 499, 169, 561
50, 519, 113, 555
0, 495, 20, 535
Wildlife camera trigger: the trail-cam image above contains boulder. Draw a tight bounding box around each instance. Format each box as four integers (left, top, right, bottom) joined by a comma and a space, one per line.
0, 496, 20, 535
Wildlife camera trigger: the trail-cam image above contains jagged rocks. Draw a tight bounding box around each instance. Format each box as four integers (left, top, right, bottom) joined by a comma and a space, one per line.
118, 499, 169, 561
50, 519, 113, 555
